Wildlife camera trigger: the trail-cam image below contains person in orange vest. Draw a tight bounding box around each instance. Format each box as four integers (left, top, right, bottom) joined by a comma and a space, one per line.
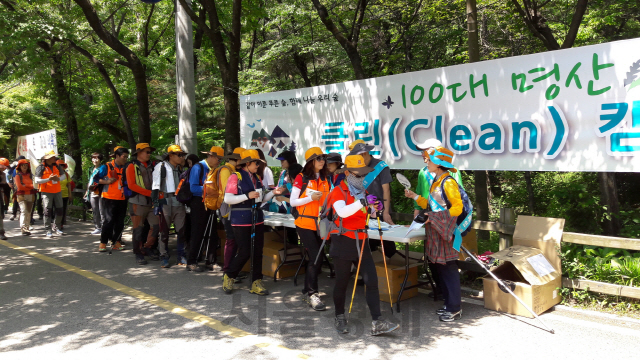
289, 147, 332, 311
325, 155, 399, 335
14, 159, 37, 236
126, 143, 161, 265
0, 157, 9, 240
94, 146, 130, 252
34, 151, 65, 237
186, 146, 224, 272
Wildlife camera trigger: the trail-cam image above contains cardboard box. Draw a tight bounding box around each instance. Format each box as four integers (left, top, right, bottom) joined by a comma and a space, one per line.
372, 251, 420, 303
459, 229, 478, 261
483, 216, 564, 318
262, 232, 306, 279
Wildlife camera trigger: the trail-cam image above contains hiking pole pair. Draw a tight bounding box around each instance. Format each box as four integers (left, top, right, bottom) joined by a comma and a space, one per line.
460, 245, 555, 334
197, 211, 216, 265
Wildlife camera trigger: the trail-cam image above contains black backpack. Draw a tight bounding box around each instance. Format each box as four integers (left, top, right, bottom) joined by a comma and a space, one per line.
176, 163, 203, 204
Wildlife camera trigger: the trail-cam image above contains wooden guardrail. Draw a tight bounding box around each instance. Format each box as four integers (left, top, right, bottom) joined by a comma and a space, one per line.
393, 208, 640, 300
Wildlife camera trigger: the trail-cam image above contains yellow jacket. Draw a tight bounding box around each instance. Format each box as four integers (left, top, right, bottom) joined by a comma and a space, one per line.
415, 172, 463, 217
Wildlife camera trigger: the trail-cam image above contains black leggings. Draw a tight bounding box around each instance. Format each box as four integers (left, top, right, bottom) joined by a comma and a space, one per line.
226, 224, 265, 282
333, 248, 381, 320
296, 227, 323, 295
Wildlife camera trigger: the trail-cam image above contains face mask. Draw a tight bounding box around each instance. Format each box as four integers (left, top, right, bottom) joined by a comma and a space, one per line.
346, 174, 366, 200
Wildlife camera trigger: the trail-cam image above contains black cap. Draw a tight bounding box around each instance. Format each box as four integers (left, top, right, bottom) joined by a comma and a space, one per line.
326, 153, 343, 164
276, 150, 297, 164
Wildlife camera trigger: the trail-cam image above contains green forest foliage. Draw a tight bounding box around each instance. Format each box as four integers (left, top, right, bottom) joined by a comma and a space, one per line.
2, 0, 640, 238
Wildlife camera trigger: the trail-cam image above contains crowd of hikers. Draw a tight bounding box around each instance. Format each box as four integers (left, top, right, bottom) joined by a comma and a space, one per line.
0, 138, 465, 336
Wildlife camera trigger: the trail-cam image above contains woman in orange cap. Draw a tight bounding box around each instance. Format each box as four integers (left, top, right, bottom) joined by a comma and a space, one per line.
289, 147, 332, 311
324, 154, 398, 335
222, 149, 284, 296
14, 159, 37, 236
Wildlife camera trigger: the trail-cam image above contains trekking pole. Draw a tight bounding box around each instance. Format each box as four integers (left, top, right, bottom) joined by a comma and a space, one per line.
377, 212, 394, 314
201, 211, 215, 263
197, 211, 214, 262
461, 245, 555, 334
249, 198, 258, 283
348, 213, 369, 317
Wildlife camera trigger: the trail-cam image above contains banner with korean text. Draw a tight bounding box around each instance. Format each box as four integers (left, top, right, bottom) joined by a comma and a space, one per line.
240, 38, 640, 172
15, 129, 58, 173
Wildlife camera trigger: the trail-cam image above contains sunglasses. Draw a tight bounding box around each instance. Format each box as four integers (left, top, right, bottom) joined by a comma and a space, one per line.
351, 173, 364, 178
171, 153, 186, 158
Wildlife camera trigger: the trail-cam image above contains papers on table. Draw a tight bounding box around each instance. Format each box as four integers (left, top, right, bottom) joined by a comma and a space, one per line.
404, 221, 425, 238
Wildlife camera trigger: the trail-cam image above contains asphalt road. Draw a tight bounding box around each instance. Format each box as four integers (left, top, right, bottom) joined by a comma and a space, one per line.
1, 217, 639, 360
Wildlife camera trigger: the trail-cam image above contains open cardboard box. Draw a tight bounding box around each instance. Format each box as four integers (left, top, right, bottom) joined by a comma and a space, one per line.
483, 216, 565, 318
372, 251, 421, 302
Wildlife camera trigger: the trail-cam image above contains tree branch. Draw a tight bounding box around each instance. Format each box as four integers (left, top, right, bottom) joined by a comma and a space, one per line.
561, 0, 588, 49
143, 3, 155, 57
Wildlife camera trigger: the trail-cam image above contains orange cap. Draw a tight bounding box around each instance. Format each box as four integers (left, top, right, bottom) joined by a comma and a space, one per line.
202, 146, 224, 157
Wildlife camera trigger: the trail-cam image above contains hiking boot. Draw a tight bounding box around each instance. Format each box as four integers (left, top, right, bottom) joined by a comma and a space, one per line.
177, 256, 187, 266
98, 243, 107, 252
0, 232, 7, 240
371, 319, 399, 336
46, 231, 52, 238
335, 314, 349, 334
55, 229, 64, 235
223, 274, 235, 294
250, 279, 269, 296
144, 248, 160, 261
439, 310, 462, 322
90, 229, 101, 235
160, 256, 170, 268
9, 215, 16, 221
136, 255, 148, 265
304, 293, 327, 311
111, 242, 124, 251
435, 306, 447, 315
22, 230, 31, 236
187, 264, 203, 272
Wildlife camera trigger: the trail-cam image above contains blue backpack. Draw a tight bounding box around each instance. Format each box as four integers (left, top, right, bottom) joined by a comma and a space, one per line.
440, 175, 473, 237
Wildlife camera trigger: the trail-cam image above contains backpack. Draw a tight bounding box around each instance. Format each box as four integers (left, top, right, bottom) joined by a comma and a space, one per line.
317, 186, 345, 240
122, 160, 156, 199
176, 163, 203, 204
440, 175, 473, 237
203, 165, 230, 211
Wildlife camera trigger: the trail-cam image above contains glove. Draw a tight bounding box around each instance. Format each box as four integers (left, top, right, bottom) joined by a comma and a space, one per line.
413, 211, 429, 224
154, 205, 162, 216
365, 194, 384, 213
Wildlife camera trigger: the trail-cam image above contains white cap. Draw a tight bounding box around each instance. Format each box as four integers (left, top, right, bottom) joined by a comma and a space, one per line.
415, 138, 442, 150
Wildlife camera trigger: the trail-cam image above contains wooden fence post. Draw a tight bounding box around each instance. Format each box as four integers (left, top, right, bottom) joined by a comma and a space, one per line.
499, 208, 516, 250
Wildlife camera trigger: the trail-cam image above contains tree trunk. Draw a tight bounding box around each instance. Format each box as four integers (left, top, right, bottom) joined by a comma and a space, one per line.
50, 52, 83, 181
311, 0, 369, 80
598, 172, 621, 236
73, 0, 152, 143
467, 0, 489, 240
67, 40, 136, 149
524, 171, 536, 215
178, 0, 242, 152
293, 51, 312, 87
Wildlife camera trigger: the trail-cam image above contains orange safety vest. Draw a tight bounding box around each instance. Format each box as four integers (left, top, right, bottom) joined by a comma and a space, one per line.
39, 164, 61, 193
102, 160, 126, 200
293, 176, 331, 231
15, 172, 35, 193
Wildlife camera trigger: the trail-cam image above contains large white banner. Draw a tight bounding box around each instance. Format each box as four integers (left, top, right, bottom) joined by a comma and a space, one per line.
241, 38, 640, 172
15, 129, 58, 173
